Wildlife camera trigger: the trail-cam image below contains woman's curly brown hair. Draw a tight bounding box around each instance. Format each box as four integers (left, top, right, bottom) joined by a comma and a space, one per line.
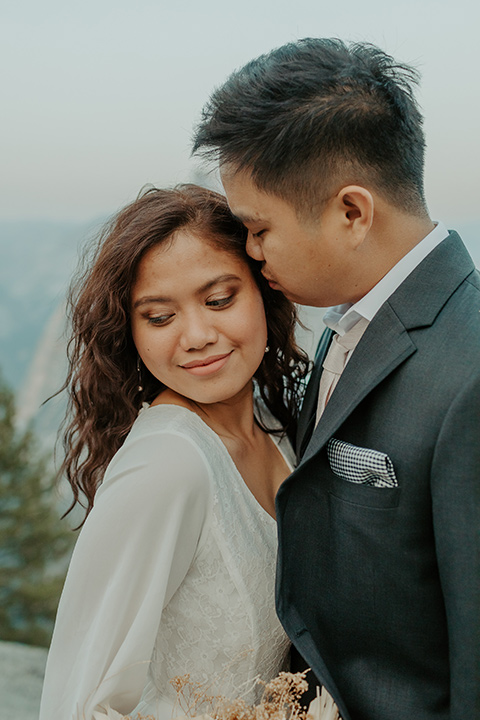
60, 184, 309, 521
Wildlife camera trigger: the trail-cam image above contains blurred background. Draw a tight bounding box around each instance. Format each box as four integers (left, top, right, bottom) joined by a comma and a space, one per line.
0, 0, 479, 717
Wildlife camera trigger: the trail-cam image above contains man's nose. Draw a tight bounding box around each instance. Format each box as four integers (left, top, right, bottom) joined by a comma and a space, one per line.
246, 232, 265, 262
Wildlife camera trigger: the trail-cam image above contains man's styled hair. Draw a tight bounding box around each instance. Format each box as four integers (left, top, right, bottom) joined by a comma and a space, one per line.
193, 38, 428, 217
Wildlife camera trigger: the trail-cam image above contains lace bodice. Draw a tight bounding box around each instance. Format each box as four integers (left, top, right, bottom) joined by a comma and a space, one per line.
39, 403, 293, 720
139, 405, 292, 713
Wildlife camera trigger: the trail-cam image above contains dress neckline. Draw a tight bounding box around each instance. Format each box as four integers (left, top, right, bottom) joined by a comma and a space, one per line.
140, 402, 293, 524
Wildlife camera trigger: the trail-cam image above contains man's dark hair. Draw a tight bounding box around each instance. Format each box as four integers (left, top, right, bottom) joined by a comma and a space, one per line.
193, 38, 427, 217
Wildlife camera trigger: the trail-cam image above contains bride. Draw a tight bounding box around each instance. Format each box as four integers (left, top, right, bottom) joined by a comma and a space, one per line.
39, 184, 308, 720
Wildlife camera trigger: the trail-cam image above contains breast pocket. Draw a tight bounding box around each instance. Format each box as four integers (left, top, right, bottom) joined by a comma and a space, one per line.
327, 438, 400, 509
327, 438, 398, 487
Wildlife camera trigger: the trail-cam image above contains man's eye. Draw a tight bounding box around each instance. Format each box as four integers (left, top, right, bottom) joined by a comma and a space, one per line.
206, 295, 234, 308
253, 230, 266, 238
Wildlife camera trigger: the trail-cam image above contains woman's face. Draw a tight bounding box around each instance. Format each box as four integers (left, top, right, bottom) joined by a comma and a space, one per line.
130, 229, 268, 406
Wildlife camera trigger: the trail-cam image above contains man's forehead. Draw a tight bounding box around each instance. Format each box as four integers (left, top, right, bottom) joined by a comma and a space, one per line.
220, 160, 247, 182
221, 169, 271, 220
221, 163, 259, 197
232, 210, 266, 225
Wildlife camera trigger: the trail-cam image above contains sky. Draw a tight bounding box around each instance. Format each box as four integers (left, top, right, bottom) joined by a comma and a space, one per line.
1, 0, 479, 227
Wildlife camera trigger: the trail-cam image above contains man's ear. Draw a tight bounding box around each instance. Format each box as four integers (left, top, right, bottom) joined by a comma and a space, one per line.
336, 185, 374, 248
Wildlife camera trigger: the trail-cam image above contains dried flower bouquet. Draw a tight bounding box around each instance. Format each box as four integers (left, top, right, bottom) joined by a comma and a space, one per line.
92, 671, 340, 720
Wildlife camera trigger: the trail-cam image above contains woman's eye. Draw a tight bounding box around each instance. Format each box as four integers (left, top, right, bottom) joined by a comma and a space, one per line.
206, 295, 234, 308
253, 229, 266, 238
148, 314, 174, 326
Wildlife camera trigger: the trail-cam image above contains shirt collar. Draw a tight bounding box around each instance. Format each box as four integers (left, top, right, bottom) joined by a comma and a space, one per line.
323, 221, 449, 336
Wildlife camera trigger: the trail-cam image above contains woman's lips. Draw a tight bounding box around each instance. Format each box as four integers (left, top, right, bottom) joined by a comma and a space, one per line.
181, 351, 233, 376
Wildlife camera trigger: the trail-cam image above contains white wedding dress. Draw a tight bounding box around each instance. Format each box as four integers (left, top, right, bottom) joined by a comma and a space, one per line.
39, 403, 294, 720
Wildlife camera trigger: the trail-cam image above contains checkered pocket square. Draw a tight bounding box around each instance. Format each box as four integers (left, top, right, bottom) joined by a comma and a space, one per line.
327, 438, 398, 488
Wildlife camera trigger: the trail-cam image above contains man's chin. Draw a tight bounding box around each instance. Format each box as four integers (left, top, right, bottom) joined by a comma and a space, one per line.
278, 287, 304, 304
268, 282, 317, 306
271, 284, 293, 300
285, 290, 329, 307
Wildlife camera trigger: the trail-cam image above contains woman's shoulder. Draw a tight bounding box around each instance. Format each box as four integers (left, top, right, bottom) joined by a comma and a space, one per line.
131, 401, 200, 432
129, 402, 219, 449
99, 404, 218, 501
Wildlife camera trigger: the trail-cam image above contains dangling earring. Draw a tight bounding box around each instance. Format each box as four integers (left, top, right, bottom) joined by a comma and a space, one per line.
137, 355, 143, 393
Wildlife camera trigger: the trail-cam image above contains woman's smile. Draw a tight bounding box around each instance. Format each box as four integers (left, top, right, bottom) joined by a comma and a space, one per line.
180, 350, 234, 375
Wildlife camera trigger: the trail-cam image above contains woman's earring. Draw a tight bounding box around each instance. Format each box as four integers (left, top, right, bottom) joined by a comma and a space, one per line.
264, 345, 270, 354
137, 355, 143, 393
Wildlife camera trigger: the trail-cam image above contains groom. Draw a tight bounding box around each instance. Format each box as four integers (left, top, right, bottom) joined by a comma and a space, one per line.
193, 39, 480, 720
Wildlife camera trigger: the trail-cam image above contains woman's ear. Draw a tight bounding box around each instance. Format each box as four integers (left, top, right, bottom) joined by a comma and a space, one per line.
337, 185, 374, 248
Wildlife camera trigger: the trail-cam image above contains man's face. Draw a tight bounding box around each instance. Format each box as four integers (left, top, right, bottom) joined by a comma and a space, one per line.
221, 168, 355, 308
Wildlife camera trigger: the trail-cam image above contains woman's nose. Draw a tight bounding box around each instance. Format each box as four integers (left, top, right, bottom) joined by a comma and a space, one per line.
246, 232, 265, 262
179, 312, 218, 351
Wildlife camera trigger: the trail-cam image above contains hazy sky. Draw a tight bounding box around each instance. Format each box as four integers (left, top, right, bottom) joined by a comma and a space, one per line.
2, 0, 479, 225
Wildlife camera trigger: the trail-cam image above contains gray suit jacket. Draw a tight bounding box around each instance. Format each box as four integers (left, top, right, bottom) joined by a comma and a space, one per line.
276, 231, 480, 720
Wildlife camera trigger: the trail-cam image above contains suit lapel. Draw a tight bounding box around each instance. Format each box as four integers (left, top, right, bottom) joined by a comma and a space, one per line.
300, 231, 476, 464
302, 304, 415, 462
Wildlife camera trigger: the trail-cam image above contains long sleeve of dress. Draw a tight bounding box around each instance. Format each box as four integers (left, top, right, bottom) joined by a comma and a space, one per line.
39, 429, 213, 720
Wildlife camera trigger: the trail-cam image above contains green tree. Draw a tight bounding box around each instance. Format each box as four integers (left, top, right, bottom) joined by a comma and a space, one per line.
0, 376, 73, 647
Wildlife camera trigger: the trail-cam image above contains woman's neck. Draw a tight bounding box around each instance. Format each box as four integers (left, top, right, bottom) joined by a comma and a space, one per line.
153, 384, 258, 442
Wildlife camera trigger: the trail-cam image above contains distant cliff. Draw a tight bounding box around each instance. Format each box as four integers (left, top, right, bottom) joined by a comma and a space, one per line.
0, 219, 101, 453
0, 219, 100, 388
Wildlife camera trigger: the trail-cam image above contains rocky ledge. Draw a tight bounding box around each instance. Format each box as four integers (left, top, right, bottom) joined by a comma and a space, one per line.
0, 641, 47, 720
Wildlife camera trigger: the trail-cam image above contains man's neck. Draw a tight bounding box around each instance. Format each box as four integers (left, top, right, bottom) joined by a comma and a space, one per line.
325, 219, 448, 335
346, 207, 435, 303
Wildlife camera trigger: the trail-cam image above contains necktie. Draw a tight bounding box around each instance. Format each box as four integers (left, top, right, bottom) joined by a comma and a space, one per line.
316, 317, 369, 424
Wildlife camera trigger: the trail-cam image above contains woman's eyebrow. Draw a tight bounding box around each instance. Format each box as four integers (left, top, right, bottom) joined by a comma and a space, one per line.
198, 273, 241, 293
133, 295, 172, 309
133, 274, 241, 309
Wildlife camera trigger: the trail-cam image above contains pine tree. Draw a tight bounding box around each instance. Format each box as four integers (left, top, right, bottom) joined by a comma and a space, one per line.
0, 376, 73, 647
